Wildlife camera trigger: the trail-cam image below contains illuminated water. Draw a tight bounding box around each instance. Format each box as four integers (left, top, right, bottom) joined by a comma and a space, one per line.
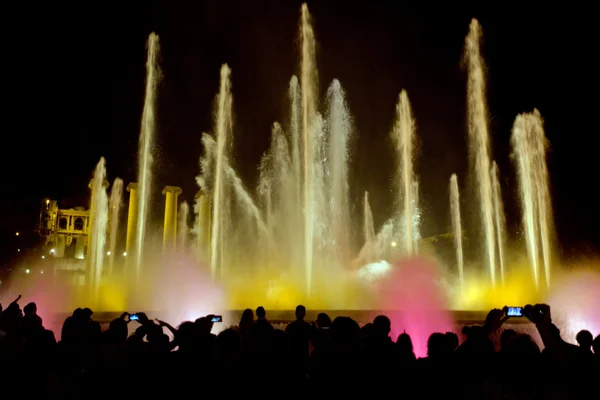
491, 162, 507, 285
392, 90, 419, 254
511, 110, 553, 288
107, 178, 123, 275
209, 64, 233, 281
300, 3, 318, 295
449, 174, 464, 289
465, 19, 497, 287
135, 33, 161, 282
5, 6, 595, 341
87, 158, 109, 301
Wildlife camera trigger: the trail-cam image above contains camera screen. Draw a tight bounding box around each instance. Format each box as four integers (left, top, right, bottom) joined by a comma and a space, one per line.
507, 307, 523, 317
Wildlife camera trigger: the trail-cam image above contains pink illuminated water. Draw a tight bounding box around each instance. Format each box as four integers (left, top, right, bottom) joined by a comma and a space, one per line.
546, 271, 600, 344
374, 257, 455, 358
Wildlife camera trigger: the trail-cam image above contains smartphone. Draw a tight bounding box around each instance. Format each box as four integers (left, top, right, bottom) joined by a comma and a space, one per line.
211, 315, 223, 323
506, 307, 524, 317
129, 313, 139, 321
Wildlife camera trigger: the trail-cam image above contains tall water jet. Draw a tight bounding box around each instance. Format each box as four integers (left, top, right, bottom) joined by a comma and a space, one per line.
511, 109, 553, 288
465, 19, 497, 286
178, 201, 189, 251
449, 174, 464, 289
491, 162, 507, 285
289, 76, 302, 218
107, 178, 123, 275
391, 90, 419, 255
326, 79, 352, 260
135, 33, 161, 281
210, 65, 233, 281
300, 3, 318, 295
87, 158, 109, 301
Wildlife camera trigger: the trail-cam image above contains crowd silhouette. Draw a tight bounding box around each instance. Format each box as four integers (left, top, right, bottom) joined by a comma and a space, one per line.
1, 296, 598, 398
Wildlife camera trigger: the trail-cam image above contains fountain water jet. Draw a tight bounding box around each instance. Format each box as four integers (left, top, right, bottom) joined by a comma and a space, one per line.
491, 162, 507, 285
449, 174, 464, 290
107, 178, 123, 275
300, 3, 319, 295
210, 64, 233, 281
391, 90, 419, 255
511, 110, 553, 288
326, 79, 352, 261
465, 19, 497, 286
87, 158, 109, 301
135, 33, 161, 282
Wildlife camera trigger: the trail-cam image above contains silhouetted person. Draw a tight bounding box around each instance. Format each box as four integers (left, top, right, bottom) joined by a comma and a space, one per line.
445, 331, 459, 352
238, 308, 254, 349
500, 328, 517, 351
252, 306, 273, 334
285, 305, 314, 378
576, 329, 593, 354
363, 315, 395, 380
396, 332, 416, 364
312, 312, 331, 350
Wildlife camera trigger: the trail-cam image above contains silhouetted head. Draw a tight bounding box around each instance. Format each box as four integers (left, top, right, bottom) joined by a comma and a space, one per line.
23, 302, 37, 316
82, 308, 93, 320
240, 309, 254, 326
576, 329, 593, 350
295, 305, 306, 321
396, 332, 414, 353
256, 306, 266, 319
504, 334, 540, 359
373, 315, 391, 338
445, 331, 459, 351
195, 316, 214, 335
500, 329, 518, 350
316, 313, 331, 329
331, 316, 360, 343
108, 318, 128, 342
427, 332, 448, 358
360, 323, 374, 339
592, 335, 600, 355
176, 321, 196, 350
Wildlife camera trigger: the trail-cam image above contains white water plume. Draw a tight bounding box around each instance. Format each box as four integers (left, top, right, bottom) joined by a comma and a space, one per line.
465, 19, 497, 286
449, 174, 464, 288
511, 109, 553, 288
87, 158, 109, 301
391, 90, 419, 255
135, 33, 161, 282
491, 162, 507, 285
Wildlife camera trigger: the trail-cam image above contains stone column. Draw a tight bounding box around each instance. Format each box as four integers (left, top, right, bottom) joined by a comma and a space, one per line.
125, 183, 138, 258
162, 186, 182, 251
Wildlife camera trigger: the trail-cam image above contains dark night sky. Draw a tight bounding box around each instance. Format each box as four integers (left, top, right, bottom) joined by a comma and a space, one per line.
2, 1, 599, 260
